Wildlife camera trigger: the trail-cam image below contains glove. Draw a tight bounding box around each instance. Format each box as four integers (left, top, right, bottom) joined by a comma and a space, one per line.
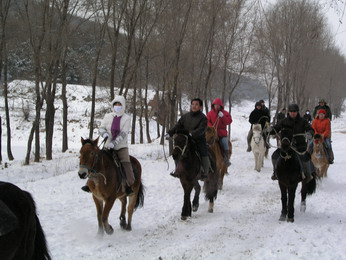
106, 142, 115, 149
218, 111, 224, 118
102, 133, 110, 139
164, 133, 171, 140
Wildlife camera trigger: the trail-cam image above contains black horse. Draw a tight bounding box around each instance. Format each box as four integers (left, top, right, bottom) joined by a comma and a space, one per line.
275, 128, 317, 222
0, 181, 51, 260
172, 133, 218, 220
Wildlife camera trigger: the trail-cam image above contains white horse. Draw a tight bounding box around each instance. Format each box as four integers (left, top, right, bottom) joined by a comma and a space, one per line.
251, 124, 266, 172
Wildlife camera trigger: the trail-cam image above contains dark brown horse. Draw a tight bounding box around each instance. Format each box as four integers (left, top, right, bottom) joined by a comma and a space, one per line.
205, 126, 232, 189
78, 138, 144, 234
172, 133, 219, 220
275, 128, 317, 222
0, 181, 51, 260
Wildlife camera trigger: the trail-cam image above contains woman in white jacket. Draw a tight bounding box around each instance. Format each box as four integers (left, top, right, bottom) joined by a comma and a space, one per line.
81, 95, 135, 195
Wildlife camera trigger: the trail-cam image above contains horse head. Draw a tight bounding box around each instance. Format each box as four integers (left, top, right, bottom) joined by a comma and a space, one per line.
279, 128, 293, 153
313, 134, 324, 145
172, 132, 190, 161
78, 137, 100, 179
205, 126, 218, 145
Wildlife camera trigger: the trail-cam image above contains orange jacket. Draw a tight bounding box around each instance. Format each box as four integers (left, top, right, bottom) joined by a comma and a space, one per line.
312, 118, 331, 138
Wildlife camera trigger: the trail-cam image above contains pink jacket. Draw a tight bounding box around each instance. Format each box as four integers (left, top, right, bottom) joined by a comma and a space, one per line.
207, 98, 232, 137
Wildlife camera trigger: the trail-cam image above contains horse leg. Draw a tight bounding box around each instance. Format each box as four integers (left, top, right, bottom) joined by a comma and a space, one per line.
279, 184, 287, 221
181, 180, 193, 220
102, 197, 117, 235
119, 196, 127, 229
208, 197, 214, 213
192, 180, 201, 212
287, 185, 297, 222
300, 183, 307, 212
125, 193, 139, 231
92, 195, 104, 235
218, 168, 224, 190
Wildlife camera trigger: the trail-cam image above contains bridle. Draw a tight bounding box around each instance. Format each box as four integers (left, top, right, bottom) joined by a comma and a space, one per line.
173, 134, 189, 158
79, 144, 107, 184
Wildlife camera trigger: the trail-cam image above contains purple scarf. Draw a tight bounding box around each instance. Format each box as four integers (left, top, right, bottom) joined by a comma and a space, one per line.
111, 116, 121, 140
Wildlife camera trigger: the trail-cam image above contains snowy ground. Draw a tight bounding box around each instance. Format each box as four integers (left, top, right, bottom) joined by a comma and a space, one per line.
1, 84, 346, 260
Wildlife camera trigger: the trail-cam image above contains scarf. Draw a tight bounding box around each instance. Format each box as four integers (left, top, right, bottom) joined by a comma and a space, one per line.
111, 116, 121, 140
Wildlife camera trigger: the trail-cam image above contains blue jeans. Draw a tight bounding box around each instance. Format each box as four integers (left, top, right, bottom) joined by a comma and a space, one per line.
219, 136, 229, 152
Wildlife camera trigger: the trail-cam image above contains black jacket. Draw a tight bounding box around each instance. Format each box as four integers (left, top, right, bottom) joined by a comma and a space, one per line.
271, 113, 314, 152
303, 113, 312, 124
167, 110, 207, 140
249, 108, 270, 129
277, 112, 286, 122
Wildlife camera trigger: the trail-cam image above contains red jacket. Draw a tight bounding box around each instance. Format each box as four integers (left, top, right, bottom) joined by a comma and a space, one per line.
207, 98, 232, 137
312, 118, 331, 138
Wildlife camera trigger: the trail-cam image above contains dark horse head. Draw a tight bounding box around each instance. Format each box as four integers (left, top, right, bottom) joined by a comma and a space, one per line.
0, 181, 51, 260
279, 128, 294, 155
172, 132, 193, 161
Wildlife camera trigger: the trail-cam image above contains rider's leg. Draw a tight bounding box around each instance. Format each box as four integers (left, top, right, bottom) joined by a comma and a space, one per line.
220, 136, 231, 166
247, 127, 253, 152
117, 148, 135, 195
197, 139, 211, 180
307, 139, 313, 154
271, 149, 280, 180
324, 138, 334, 164
299, 153, 314, 183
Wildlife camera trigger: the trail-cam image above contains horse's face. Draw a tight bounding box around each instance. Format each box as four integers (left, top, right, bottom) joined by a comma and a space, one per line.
78, 138, 100, 179
172, 133, 189, 161
313, 134, 324, 150
205, 126, 218, 145
279, 129, 293, 153
252, 124, 262, 137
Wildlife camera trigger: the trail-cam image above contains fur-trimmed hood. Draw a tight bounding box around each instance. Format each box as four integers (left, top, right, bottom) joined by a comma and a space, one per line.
110, 95, 126, 116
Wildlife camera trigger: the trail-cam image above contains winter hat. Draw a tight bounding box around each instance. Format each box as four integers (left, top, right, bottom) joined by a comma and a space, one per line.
318, 109, 326, 115
288, 104, 299, 112
319, 99, 326, 104
255, 101, 262, 108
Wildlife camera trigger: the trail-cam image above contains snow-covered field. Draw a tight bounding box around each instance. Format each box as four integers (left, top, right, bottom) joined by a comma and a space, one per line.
1, 83, 346, 260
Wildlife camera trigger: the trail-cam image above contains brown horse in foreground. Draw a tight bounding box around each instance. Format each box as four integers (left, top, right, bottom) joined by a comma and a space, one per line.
78, 138, 144, 235
0, 181, 51, 260
205, 126, 232, 189
311, 134, 329, 178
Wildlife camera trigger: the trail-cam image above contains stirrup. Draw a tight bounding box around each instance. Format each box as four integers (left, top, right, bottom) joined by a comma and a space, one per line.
170, 171, 178, 178
246, 147, 251, 152
271, 174, 277, 181
125, 186, 134, 196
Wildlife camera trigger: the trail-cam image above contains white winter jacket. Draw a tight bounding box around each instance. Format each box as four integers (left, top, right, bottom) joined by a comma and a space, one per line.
99, 95, 131, 150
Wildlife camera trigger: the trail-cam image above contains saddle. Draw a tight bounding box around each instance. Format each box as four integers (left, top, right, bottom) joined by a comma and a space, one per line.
190, 138, 216, 173
105, 149, 138, 181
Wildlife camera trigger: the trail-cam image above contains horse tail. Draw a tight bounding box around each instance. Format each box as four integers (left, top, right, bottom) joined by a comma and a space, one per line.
135, 182, 145, 210
204, 169, 218, 201
306, 177, 317, 196
25, 191, 51, 260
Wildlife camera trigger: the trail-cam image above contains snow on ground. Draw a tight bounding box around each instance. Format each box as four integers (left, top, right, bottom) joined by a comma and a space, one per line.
1, 83, 346, 260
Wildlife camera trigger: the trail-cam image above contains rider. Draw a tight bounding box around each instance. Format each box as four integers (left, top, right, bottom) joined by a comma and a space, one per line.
276, 108, 286, 123
246, 101, 270, 152
303, 109, 312, 124
82, 95, 135, 195
165, 98, 211, 180
310, 109, 334, 164
313, 99, 332, 120
270, 104, 315, 182
207, 98, 232, 166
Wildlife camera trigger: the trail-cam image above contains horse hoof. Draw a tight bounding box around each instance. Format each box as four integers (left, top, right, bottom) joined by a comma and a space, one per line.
287, 218, 294, 223
126, 225, 132, 231
208, 208, 213, 213
105, 225, 114, 235
192, 205, 199, 212
181, 216, 187, 221
279, 214, 286, 221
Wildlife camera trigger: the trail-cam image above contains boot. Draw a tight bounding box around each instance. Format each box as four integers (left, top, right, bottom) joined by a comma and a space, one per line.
81, 185, 90, 193
122, 162, 135, 196
223, 153, 231, 166
170, 160, 179, 178
201, 156, 211, 181
326, 147, 334, 164
246, 128, 252, 152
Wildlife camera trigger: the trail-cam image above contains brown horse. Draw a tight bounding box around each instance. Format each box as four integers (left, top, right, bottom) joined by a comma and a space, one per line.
0, 181, 51, 260
205, 126, 232, 189
311, 134, 329, 178
78, 138, 144, 235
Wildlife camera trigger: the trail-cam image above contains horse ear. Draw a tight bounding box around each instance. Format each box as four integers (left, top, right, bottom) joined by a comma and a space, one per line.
81, 137, 86, 144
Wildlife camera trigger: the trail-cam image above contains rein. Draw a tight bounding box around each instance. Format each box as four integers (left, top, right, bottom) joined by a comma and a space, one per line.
80, 146, 107, 185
